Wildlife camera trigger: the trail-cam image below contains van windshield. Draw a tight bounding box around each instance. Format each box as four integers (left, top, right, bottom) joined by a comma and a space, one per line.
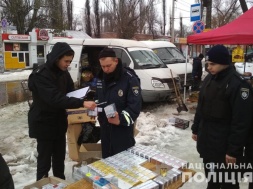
154, 47, 186, 64
128, 48, 166, 69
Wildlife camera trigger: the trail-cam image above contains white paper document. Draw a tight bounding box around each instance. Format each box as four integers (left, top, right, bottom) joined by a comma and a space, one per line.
66, 86, 90, 98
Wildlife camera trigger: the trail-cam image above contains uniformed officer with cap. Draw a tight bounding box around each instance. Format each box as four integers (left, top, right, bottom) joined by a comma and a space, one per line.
96, 47, 142, 158
191, 45, 253, 189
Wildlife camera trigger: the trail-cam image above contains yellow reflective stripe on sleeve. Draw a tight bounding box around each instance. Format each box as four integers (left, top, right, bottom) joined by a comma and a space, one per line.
122, 110, 134, 126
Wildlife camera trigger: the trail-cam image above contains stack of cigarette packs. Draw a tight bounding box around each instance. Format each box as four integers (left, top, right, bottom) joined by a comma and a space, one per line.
81, 144, 189, 189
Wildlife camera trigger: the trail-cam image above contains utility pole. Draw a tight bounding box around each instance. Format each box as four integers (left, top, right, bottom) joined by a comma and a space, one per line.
171, 0, 175, 43
180, 17, 183, 37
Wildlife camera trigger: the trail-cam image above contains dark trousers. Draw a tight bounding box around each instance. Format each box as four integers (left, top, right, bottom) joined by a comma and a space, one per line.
192, 78, 201, 91
0, 154, 14, 189
36, 135, 66, 180
203, 159, 239, 189
243, 157, 253, 189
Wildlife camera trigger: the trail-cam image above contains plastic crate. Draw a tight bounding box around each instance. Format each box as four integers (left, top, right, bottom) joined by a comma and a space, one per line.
169, 117, 189, 130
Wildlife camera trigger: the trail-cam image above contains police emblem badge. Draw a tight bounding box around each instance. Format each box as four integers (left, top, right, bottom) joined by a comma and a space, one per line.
118, 89, 123, 97
240, 88, 249, 100
132, 86, 139, 96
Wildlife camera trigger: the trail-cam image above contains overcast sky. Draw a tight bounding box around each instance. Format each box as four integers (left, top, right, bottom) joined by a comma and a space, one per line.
71, 0, 198, 29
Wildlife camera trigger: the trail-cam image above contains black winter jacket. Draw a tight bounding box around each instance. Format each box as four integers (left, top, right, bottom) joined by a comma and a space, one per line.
245, 126, 253, 159
192, 57, 203, 78
191, 66, 253, 161
96, 60, 142, 158
28, 43, 84, 140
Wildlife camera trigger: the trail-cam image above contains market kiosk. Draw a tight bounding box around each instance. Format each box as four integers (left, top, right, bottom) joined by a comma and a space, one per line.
1, 29, 49, 70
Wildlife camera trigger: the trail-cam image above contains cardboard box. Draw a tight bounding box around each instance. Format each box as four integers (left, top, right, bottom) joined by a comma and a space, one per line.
79, 143, 102, 160
65, 179, 93, 189
66, 108, 95, 124
23, 176, 70, 189
67, 124, 82, 161
66, 124, 101, 161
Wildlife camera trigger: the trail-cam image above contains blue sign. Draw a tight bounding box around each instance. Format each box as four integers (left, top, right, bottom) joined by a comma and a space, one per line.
190, 3, 201, 22
1, 18, 7, 28
193, 21, 205, 34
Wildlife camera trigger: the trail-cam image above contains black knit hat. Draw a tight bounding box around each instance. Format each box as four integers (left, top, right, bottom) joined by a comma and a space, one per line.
207, 45, 230, 65
199, 53, 204, 59
98, 47, 116, 59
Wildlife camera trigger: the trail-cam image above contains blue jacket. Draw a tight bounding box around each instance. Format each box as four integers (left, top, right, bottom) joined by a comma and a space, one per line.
96, 60, 142, 158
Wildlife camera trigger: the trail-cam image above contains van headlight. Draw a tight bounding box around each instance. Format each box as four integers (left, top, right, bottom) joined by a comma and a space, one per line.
151, 79, 165, 88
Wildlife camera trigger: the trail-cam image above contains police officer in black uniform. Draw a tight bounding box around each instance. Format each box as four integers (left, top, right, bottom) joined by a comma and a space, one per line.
245, 122, 253, 189
192, 53, 204, 91
191, 45, 253, 189
0, 153, 14, 189
96, 48, 142, 158
28, 42, 96, 180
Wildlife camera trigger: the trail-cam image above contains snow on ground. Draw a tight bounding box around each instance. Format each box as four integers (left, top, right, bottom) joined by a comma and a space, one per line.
0, 69, 249, 188
0, 101, 249, 189
0, 70, 32, 82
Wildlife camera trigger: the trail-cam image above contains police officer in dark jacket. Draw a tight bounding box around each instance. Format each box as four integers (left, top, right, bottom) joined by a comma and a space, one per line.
28, 42, 96, 180
245, 124, 253, 189
96, 48, 142, 158
0, 153, 14, 189
192, 53, 204, 91
191, 45, 253, 189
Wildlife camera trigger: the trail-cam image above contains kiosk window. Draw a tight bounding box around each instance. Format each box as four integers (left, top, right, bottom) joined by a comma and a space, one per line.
4, 43, 28, 51
37, 45, 44, 57
5, 43, 13, 51
18, 53, 24, 62
20, 43, 28, 51
12, 53, 17, 57
25, 53, 29, 66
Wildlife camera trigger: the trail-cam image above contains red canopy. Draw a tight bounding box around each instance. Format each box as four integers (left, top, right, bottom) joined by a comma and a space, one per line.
187, 7, 253, 45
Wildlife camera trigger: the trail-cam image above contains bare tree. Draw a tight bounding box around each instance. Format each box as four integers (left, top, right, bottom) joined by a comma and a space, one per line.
205, 0, 212, 28
85, 0, 92, 36
0, 0, 45, 34
162, 0, 166, 35
66, 0, 73, 30
72, 14, 82, 31
101, 0, 154, 39
239, 0, 248, 13
94, 0, 101, 38
138, 0, 146, 33
146, 1, 158, 38
212, 0, 240, 28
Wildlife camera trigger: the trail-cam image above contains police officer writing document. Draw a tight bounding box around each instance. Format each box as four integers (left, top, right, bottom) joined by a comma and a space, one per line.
96, 48, 142, 158
28, 42, 96, 181
191, 45, 253, 189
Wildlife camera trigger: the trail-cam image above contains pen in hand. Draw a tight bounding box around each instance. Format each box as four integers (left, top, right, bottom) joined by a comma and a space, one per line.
96, 101, 107, 106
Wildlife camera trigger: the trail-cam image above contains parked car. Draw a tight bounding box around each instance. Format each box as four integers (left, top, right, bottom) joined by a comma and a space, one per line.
140, 40, 192, 89
246, 49, 253, 62
234, 62, 253, 75
48, 38, 177, 102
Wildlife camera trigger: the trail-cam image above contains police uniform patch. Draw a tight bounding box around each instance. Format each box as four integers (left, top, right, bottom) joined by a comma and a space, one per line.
118, 89, 123, 97
241, 88, 249, 100
132, 86, 139, 96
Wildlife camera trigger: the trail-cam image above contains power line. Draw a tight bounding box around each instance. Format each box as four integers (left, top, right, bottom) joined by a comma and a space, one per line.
178, 0, 191, 6
176, 7, 190, 12
176, 1, 190, 7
